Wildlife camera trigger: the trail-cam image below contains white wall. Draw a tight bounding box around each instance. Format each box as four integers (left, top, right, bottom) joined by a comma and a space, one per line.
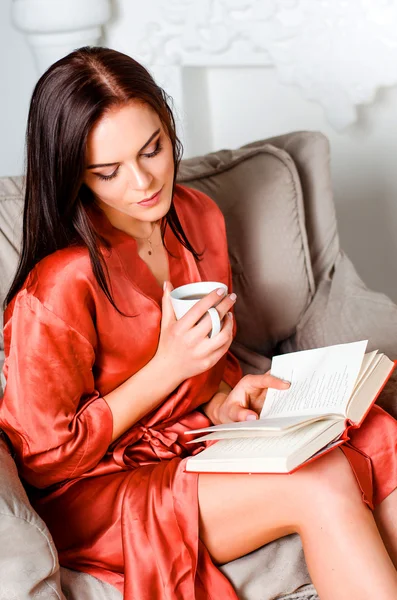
206, 66, 397, 304
0, 0, 36, 177
1, 0, 397, 303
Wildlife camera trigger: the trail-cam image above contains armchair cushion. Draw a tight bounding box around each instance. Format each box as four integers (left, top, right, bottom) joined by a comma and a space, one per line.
178, 140, 316, 357
280, 250, 397, 359
243, 132, 339, 286
0, 434, 64, 599
0, 432, 122, 600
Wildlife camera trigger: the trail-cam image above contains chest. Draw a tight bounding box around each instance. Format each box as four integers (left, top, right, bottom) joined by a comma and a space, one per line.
137, 243, 170, 288
93, 236, 227, 394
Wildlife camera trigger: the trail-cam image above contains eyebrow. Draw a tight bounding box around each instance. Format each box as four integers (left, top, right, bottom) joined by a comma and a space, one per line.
87, 128, 161, 169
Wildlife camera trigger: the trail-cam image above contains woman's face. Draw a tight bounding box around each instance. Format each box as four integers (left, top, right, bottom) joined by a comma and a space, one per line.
83, 101, 175, 234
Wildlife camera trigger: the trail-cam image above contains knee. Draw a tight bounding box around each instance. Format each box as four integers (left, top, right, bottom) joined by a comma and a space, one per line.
294, 448, 363, 511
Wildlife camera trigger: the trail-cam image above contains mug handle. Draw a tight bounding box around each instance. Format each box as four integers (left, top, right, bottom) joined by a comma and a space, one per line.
207, 307, 221, 338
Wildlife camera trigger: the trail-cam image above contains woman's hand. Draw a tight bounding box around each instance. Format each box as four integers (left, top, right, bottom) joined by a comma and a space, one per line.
208, 372, 291, 424
154, 281, 237, 382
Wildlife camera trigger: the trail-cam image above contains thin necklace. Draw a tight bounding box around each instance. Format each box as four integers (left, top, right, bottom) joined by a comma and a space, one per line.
132, 221, 160, 256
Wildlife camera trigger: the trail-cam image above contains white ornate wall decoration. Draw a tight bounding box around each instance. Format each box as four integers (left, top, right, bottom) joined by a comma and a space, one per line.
13, 0, 397, 150
107, 0, 397, 132
12, 0, 112, 74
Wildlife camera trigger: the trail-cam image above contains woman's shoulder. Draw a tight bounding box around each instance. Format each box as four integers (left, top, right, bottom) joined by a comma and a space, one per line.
174, 184, 225, 222
27, 245, 94, 296
6, 246, 96, 334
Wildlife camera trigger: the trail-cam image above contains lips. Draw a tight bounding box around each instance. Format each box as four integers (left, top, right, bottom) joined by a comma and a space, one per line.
138, 188, 162, 204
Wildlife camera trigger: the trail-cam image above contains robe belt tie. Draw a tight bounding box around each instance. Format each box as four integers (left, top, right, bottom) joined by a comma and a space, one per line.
139, 426, 179, 448
113, 425, 182, 468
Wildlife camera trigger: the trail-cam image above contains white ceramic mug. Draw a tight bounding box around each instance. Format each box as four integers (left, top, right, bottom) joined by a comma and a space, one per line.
170, 281, 228, 338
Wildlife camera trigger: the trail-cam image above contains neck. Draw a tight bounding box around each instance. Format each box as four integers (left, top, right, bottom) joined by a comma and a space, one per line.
95, 200, 159, 238
133, 222, 159, 240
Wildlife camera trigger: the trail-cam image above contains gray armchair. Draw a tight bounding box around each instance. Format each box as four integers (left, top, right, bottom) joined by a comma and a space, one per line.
1, 131, 396, 600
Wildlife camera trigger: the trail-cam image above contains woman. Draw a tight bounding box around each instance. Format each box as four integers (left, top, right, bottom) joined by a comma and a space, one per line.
1, 46, 397, 600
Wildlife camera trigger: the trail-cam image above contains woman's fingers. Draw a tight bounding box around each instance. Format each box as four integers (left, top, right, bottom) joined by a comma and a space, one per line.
160, 281, 177, 333
249, 393, 267, 415
226, 403, 259, 423
244, 372, 291, 392
179, 289, 235, 332
184, 315, 233, 372
198, 311, 234, 351
193, 302, 235, 339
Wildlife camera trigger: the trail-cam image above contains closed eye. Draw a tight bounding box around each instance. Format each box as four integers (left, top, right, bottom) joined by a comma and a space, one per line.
96, 169, 119, 181
142, 138, 163, 158
94, 138, 163, 182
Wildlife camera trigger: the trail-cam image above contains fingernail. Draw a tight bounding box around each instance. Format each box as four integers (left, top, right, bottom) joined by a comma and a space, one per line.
163, 281, 167, 292
217, 288, 226, 296
227, 311, 233, 319
229, 293, 237, 301
246, 414, 258, 421
283, 380, 291, 387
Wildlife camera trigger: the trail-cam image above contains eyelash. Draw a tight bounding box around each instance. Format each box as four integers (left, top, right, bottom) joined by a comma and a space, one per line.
96, 140, 163, 181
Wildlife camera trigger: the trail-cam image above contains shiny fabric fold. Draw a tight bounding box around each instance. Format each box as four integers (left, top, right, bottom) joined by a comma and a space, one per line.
344, 404, 397, 508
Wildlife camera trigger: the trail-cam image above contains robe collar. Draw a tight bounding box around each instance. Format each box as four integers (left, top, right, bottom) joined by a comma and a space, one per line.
84, 194, 202, 307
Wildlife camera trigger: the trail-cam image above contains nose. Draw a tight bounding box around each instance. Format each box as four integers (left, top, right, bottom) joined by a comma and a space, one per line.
126, 162, 153, 190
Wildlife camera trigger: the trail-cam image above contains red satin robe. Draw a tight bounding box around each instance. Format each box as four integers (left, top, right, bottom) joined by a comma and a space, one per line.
1, 184, 397, 599
0, 185, 243, 599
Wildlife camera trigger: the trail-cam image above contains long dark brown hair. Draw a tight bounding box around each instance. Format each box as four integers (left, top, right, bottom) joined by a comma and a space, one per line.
5, 46, 202, 312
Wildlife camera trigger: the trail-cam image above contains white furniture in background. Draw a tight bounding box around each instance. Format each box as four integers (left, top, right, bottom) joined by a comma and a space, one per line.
13, 0, 397, 153
104, 0, 397, 155
11, 0, 112, 74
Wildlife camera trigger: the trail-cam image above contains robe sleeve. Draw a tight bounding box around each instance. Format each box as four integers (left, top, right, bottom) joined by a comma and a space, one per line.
222, 260, 243, 390
0, 291, 113, 488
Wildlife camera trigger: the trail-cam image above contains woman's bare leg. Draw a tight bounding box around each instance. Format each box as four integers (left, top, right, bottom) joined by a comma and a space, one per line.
374, 488, 397, 568
198, 449, 397, 600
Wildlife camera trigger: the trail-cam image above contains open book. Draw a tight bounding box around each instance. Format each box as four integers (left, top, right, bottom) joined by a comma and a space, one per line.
184, 340, 396, 474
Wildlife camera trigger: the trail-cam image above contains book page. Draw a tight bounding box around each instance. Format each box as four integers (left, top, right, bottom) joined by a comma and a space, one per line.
186, 418, 328, 443
347, 355, 395, 424
185, 414, 328, 437
188, 420, 339, 459
186, 419, 345, 474
260, 340, 368, 419
354, 351, 379, 390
